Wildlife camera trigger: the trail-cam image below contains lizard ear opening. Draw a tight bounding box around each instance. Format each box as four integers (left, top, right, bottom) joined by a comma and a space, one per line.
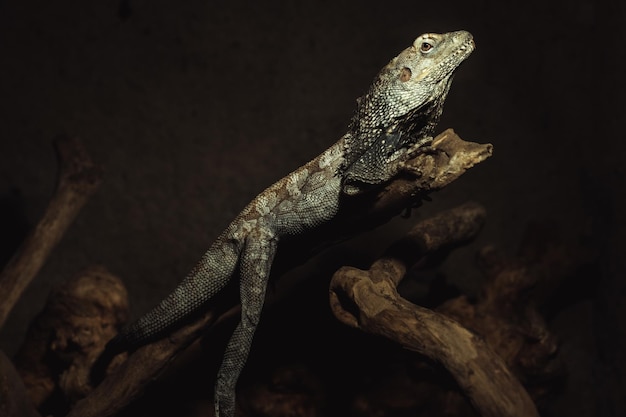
400, 67, 412, 82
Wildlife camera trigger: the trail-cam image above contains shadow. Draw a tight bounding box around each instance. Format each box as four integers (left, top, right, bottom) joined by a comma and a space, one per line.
0, 187, 30, 269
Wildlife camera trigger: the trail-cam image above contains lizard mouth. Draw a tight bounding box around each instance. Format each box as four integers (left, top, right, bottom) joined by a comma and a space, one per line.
444, 36, 475, 72
428, 33, 475, 84
457, 37, 475, 60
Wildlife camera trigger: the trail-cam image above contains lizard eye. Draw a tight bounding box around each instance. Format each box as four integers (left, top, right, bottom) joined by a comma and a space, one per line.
420, 41, 434, 53
400, 67, 412, 82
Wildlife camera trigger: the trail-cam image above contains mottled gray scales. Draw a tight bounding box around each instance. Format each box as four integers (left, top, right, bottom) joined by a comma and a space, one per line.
216, 231, 276, 417
341, 32, 473, 193
95, 31, 475, 417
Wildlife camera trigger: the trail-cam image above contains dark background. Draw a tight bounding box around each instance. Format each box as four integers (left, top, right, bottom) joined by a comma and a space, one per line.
0, 1, 624, 416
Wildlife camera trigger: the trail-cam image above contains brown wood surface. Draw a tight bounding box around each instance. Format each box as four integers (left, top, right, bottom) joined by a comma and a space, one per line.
0, 136, 103, 330
329, 203, 539, 417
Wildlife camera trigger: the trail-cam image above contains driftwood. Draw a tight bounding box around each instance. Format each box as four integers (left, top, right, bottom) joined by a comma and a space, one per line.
0, 350, 40, 417
12, 266, 129, 415
438, 221, 582, 404
0, 136, 103, 330
0, 136, 101, 417
330, 203, 540, 417
66, 129, 493, 417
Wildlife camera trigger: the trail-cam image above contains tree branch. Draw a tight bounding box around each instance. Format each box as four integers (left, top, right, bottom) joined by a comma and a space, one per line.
0, 136, 103, 330
329, 203, 540, 417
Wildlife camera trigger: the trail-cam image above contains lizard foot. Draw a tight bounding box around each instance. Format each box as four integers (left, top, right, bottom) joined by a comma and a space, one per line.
398, 137, 448, 177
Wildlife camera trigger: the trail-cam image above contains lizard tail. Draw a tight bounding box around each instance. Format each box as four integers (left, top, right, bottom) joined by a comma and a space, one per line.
104, 238, 241, 356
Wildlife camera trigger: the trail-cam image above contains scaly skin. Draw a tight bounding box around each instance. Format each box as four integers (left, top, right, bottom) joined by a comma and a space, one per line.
97, 31, 475, 417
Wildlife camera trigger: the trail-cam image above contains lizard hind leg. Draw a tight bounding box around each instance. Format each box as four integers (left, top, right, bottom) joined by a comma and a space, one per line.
214, 230, 278, 417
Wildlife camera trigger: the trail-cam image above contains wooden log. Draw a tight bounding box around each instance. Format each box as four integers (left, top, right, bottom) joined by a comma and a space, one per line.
12, 266, 129, 411
0, 136, 103, 329
329, 203, 540, 417
0, 350, 41, 417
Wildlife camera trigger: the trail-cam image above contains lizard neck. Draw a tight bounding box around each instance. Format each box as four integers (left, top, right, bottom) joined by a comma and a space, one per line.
342, 74, 452, 173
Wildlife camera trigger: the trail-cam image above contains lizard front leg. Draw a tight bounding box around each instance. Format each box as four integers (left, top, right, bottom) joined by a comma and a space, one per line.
214, 227, 278, 417
396, 136, 436, 177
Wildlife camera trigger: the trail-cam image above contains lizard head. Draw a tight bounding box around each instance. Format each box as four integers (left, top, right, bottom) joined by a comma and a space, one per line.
358, 31, 474, 131
341, 31, 474, 190
387, 31, 474, 104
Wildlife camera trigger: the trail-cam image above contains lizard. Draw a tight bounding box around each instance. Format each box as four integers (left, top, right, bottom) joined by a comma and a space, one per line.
93, 30, 475, 417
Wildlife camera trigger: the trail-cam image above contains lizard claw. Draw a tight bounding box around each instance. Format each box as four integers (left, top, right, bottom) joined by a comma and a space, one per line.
398, 161, 424, 178
399, 137, 449, 177
406, 144, 444, 160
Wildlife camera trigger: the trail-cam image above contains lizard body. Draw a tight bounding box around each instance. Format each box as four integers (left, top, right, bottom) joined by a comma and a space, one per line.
97, 31, 474, 417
